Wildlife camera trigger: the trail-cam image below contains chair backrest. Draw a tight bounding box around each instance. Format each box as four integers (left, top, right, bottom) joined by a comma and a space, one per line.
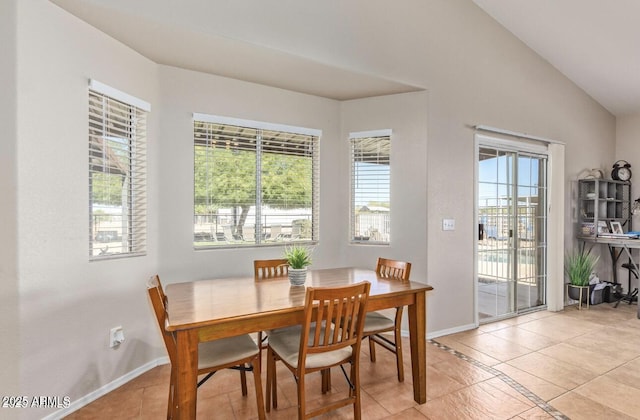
254, 259, 289, 279
147, 275, 177, 364
298, 282, 371, 360
376, 257, 411, 281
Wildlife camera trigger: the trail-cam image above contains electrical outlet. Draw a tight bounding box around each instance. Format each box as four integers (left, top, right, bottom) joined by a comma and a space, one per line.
110, 326, 125, 348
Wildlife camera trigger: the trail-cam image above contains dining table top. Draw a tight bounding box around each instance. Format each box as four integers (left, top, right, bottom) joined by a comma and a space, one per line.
164, 266, 433, 332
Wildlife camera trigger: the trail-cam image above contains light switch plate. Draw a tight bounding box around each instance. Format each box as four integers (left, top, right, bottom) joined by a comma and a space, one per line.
442, 218, 455, 231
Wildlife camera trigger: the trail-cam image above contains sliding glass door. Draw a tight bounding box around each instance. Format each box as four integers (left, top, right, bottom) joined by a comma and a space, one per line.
477, 141, 548, 322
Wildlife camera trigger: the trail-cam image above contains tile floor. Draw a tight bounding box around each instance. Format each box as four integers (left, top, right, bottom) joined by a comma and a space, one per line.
66, 302, 640, 419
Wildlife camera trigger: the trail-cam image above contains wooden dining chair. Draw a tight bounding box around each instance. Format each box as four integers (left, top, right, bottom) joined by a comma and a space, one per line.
266, 282, 371, 420
147, 275, 265, 420
364, 257, 412, 382
253, 259, 289, 351
254, 258, 289, 279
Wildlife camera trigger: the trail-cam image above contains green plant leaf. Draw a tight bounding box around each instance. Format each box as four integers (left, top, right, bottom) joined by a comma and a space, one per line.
564, 243, 599, 286
283, 245, 313, 269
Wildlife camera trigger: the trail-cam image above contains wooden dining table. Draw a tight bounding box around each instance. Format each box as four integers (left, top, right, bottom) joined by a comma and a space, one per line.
164, 267, 433, 418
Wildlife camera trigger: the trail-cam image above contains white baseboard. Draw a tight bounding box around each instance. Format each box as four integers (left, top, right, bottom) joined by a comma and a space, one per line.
43, 356, 169, 420
398, 323, 476, 341
427, 323, 477, 339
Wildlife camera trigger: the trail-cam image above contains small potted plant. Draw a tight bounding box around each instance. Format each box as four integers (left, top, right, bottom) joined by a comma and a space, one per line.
283, 244, 312, 286
565, 243, 599, 303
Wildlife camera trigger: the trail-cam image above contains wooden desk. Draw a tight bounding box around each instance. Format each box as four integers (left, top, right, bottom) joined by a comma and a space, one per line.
165, 267, 433, 418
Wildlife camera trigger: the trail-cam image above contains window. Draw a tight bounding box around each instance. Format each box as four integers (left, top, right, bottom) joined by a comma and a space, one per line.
350, 130, 391, 244
193, 114, 320, 247
88, 80, 149, 258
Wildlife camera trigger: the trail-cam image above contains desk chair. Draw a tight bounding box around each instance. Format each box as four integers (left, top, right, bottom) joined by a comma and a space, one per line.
147, 275, 265, 419
363, 257, 412, 382
266, 282, 370, 419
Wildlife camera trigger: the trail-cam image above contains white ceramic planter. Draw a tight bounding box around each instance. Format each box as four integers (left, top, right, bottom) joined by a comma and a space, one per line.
288, 268, 307, 286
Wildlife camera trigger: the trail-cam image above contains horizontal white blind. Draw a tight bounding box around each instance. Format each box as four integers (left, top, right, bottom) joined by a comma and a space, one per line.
193, 113, 320, 137
260, 128, 317, 242
351, 134, 391, 244
89, 79, 151, 112
193, 119, 319, 247
89, 89, 147, 258
194, 122, 257, 226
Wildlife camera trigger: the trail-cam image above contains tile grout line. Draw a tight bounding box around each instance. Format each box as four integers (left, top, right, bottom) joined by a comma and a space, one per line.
428, 339, 569, 420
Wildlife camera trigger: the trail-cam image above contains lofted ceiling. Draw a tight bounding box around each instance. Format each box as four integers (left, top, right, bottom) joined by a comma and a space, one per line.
51, 0, 639, 115
473, 0, 640, 117
49, 0, 422, 101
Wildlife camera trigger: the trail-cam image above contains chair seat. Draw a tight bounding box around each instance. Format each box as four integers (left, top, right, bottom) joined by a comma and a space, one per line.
268, 325, 352, 369
266, 282, 370, 419
363, 311, 394, 333
198, 334, 259, 370
148, 276, 265, 419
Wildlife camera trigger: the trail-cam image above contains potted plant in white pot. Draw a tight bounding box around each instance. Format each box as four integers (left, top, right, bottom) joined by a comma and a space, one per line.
565, 244, 599, 303
283, 244, 312, 286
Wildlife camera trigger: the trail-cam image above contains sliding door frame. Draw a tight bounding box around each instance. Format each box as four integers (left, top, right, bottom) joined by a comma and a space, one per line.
473, 130, 565, 327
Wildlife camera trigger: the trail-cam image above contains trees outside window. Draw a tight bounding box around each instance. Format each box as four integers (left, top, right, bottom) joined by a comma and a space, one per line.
194, 118, 319, 247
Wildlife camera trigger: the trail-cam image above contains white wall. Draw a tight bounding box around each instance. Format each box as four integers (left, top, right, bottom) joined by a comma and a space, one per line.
340, 92, 429, 275
154, 68, 427, 282
0, 0, 19, 401
156, 65, 344, 281
616, 113, 640, 199
16, 1, 159, 418
418, 1, 614, 332
614, 113, 640, 289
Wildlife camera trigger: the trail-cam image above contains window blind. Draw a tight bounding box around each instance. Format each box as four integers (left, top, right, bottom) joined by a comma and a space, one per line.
193, 117, 319, 247
89, 89, 147, 258
350, 133, 391, 244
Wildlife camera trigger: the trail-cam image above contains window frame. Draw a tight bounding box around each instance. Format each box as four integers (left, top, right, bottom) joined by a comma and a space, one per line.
349, 129, 391, 245
88, 80, 149, 260
193, 113, 321, 249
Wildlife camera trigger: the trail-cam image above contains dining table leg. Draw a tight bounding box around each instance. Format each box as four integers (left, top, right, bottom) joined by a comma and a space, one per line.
174, 329, 199, 419
407, 290, 427, 404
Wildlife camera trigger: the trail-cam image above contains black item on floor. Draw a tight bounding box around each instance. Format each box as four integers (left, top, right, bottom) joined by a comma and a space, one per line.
604, 282, 622, 303
616, 288, 638, 306
592, 284, 611, 305
615, 263, 639, 307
